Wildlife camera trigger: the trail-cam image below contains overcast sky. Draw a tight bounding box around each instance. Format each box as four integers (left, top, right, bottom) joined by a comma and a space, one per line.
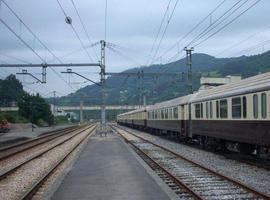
0, 0, 269, 97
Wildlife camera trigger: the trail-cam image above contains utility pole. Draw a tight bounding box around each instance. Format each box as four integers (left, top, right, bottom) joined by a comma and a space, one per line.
80, 96, 84, 124
53, 91, 56, 116
100, 40, 106, 129
184, 47, 194, 94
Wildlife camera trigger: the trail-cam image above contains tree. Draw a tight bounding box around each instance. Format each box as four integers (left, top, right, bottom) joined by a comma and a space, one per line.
0, 74, 24, 106
18, 93, 54, 125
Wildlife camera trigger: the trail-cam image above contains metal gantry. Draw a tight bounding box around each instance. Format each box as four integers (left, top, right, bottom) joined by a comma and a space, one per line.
184, 47, 194, 94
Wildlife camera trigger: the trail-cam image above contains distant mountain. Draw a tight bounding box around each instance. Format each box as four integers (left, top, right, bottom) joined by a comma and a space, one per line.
50, 51, 270, 106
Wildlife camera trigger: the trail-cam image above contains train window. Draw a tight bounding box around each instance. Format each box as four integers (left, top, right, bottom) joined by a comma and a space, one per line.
261, 93, 267, 118
206, 102, 209, 118
165, 109, 168, 119
242, 96, 247, 118
216, 101, 220, 118
161, 110, 164, 119
232, 97, 241, 118
173, 107, 178, 119
210, 101, 213, 118
195, 104, 201, 118
220, 99, 228, 118
200, 103, 203, 118
253, 94, 258, 119
169, 108, 172, 119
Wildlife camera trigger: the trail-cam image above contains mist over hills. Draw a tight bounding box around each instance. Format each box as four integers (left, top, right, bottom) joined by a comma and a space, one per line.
49, 51, 270, 106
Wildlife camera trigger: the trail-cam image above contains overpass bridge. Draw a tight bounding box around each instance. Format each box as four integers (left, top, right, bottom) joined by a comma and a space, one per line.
0, 105, 141, 112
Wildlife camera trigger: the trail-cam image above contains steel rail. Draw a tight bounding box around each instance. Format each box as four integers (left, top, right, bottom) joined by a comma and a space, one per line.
0, 125, 94, 180
113, 125, 270, 200
19, 125, 97, 200
0, 125, 81, 161
111, 125, 202, 200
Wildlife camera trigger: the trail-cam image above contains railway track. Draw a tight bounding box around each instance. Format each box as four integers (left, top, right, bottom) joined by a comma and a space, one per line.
111, 125, 270, 200
0, 124, 96, 200
0, 125, 79, 160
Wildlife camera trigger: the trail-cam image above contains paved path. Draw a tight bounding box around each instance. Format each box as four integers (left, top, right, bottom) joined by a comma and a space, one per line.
52, 132, 171, 200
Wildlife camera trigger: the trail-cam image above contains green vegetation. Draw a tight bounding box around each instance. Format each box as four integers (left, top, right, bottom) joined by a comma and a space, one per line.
18, 93, 54, 126
0, 75, 54, 125
0, 111, 28, 123
0, 74, 24, 106
54, 115, 69, 125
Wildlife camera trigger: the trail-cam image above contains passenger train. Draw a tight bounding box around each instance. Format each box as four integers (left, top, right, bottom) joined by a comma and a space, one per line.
117, 72, 270, 155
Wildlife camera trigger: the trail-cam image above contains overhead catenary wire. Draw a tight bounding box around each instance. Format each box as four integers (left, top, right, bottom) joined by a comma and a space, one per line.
146, 0, 172, 65
186, 0, 247, 47
193, 0, 261, 47
150, 0, 180, 65
107, 46, 142, 67
165, 0, 247, 62
215, 25, 270, 57
104, 0, 108, 41
2, 0, 63, 63
153, 0, 227, 64
70, 0, 99, 61
233, 39, 270, 56
1, 1, 75, 90
56, 0, 94, 62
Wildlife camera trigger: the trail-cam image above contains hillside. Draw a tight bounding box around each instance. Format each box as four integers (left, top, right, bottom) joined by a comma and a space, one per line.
51, 51, 270, 106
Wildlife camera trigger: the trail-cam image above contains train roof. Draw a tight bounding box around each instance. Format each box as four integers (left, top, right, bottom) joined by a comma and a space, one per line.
147, 94, 193, 111
191, 72, 270, 103
117, 106, 148, 116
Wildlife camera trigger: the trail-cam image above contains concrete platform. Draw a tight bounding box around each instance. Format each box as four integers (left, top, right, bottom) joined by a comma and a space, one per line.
52, 132, 171, 200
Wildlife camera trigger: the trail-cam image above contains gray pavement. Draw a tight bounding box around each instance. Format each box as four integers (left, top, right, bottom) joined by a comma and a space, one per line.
52, 132, 171, 200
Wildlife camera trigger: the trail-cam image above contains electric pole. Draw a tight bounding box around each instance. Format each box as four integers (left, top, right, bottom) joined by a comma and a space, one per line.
80, 95, 84, 124
53, 91, 56, 116
184, 47, 194, 94
100, 40, 106, 129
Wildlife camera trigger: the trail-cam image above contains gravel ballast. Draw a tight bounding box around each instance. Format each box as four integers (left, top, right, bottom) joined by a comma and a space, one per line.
119, 125, 270, 196
0, 127, 95, 200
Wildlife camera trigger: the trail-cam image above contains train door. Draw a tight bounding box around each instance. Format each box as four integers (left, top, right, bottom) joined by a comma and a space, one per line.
180, 105, 185, 135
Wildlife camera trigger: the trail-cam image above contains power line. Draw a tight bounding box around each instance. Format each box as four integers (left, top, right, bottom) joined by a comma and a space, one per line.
0, 52, 31, 64
166, 0, 246, 62
1, 1, 75, 90
56, 0, 94, 62
187, 0, 246, 47
107, 46, 141, 66
146, 0, 172, 65
154, 0, 227, 64
215, 25, 270, 57
0, 18, 45, 61
193, 0, 261, 47
2, 0, 62, 63
233, 39, 270, 55
70, 0, 99, 60
104, 0, 108, 41
150, 0, 180, 65
48, 42, 99, 63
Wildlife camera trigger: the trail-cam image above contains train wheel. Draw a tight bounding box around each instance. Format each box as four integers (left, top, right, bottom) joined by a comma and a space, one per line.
238, 143, 255, 154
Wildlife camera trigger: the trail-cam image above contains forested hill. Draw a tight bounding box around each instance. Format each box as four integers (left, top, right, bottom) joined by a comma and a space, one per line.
52, 51, 270, 106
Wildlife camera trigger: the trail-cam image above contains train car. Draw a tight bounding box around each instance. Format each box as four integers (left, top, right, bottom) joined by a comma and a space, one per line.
147, 95, 192, 137
190, 72, 270, 153
117, 72, 270, 154
116, 107, 148, 129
